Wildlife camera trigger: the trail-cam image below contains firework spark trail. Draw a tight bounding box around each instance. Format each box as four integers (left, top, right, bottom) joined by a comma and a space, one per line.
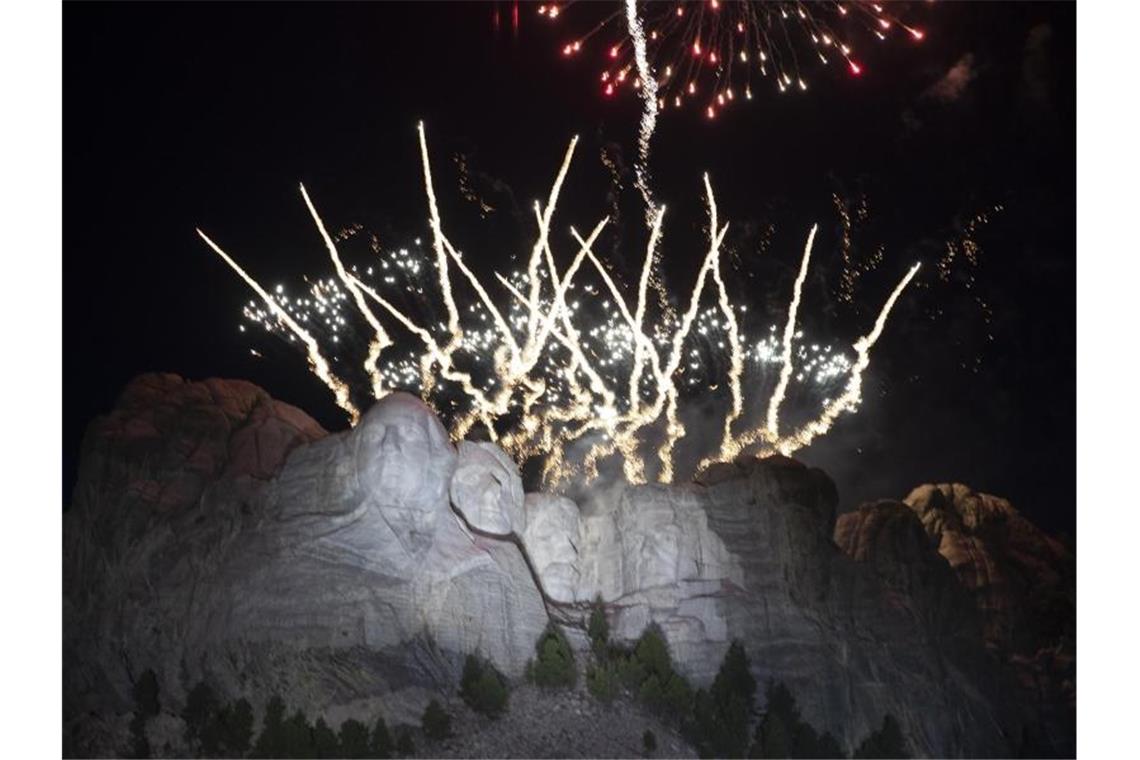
440, 235, 520, 365
217, 125, 923, 489
417, 121, 464, 400
525, 138, 579, 348
627, 205, 667, 417
300, 183, 393, 401
704, 174, 746, 461
766, 224, 818, 440
651, 198, 730, 483
767, 262, 922, 455
625, 0, 658, 228
535, 220, 610, 377
494, 273, 619, 480
347, 272, 499, 436
458, 217, 610, 446
196, 228, 360, 423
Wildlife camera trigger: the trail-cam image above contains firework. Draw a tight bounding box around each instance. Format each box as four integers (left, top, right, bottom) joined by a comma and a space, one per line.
625, 0, 659, 223
541, 0, 926, 119
201, 123, 920, 488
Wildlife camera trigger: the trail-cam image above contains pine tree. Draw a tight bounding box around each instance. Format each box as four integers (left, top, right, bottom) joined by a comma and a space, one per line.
283, 709, 315, 758
313, 717, 339, 758
369, 715, 394, 759
395, 727, 416, 757
531, 623, 577, 688
853, 715, 908, 759
761, 712, 792, 759
459, 654, 509, 718
224, 698, 255, 756
643, 729, 658, 756
133, 669, 160, 719
182, 682, 219, 751
588, 595, 610, 655
634, 625, 673, 682
338, 718, 371, 759
422, 699, 452, 740
252, 695, 287, 758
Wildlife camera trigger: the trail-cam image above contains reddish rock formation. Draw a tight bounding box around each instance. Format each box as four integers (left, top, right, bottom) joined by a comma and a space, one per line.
903, 483, 1074, 654
835, 484, 1075, 757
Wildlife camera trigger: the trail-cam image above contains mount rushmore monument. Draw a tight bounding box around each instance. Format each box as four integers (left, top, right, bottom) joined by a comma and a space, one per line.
64, 374, 1074, 757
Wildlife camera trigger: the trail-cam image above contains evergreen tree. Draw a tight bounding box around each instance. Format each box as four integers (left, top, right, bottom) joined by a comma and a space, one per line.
586, 660, 619, 702
338, 718, 371, 759
765, 681, 801, 726
712, 642, 756, 717
368, 715, 394, 759
687, 642, 755, 758
282, 708, 315, 758
531, 623, 577, 688
662, 672, 694, 718
638, 674, 664, 712
252, 695, 287, 759
588, 595, 610, 655
460, 654, 481, 698
312, 717, 339, 758
128, 668, 160, 759
643, 729, 658, 756
853, 715, 908, 759
199, 703, 228, 755
459, 654, 509, 718
395, 727, 416, 757
422, 699, 452, 740
223, 698, 255, 757
760, 712, 792, 759
182, 682, 220, 751
133, 669, 160, 719
791, 722, 821, 758
816, 731, 844, 759
128, 713, 150, 759
634, 625, 673, 682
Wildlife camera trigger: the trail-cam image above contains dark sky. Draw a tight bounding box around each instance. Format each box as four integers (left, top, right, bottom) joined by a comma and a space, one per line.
64, 2, 1075, 534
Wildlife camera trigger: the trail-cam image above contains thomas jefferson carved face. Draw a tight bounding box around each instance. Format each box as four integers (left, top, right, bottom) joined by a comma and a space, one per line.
353, 393, 457, 556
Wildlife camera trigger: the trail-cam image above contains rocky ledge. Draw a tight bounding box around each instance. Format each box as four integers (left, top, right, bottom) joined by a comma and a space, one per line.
63, 374, 1074, 757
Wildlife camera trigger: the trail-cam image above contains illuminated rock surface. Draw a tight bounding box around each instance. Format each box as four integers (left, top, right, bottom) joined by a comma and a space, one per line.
451, 440, 526, 536
521, 492, 582, 603
64, 375, 1074, 758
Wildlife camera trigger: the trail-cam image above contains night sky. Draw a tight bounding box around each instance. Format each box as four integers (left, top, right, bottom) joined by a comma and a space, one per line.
64, 2, 1075, 533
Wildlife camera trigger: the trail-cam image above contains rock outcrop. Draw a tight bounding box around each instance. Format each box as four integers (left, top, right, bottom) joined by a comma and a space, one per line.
452, 441, 526, 536
65, 375, 547, 754
902, 483, 1074, 654
903, 483, 1076, 756
64, 375, 1074, 758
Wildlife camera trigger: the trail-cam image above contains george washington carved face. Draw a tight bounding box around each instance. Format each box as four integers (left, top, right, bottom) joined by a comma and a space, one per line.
353, 392, 457, 556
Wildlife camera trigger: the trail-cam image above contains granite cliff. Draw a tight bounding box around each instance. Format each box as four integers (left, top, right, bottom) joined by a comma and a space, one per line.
63, 374, 1074, 757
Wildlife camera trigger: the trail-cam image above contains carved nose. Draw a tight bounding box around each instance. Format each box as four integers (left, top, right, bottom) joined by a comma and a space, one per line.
380, 429, 402, 454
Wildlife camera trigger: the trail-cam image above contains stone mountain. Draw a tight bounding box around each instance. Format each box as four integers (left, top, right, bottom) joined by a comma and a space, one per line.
63, 374, 1074, 757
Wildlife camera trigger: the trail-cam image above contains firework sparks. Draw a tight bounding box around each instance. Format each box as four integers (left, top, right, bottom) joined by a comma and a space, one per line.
542, 0, 926, 120
766, 223, 816, 440
197, 229, 360, 424
766, 261, 922, 455
625, 0, 658, 228
202, 124, 921, 488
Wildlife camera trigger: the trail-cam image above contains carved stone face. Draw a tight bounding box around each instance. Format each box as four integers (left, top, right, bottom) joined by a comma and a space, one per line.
617, 488, 684, 592
521, 494, 581, 603
353, 392, 457, 557
451, 441, 525, 536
